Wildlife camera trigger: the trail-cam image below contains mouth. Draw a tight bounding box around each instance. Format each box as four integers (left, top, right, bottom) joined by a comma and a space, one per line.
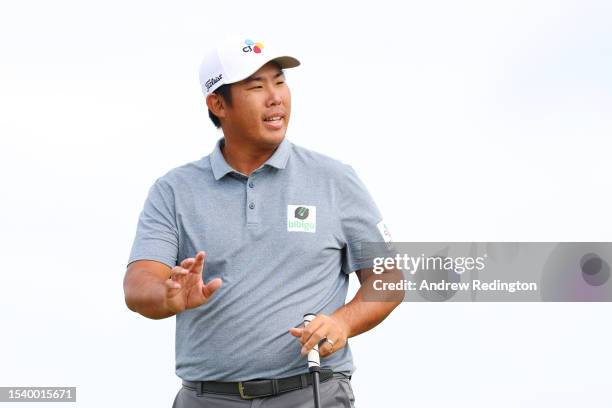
263, 113, 286, 130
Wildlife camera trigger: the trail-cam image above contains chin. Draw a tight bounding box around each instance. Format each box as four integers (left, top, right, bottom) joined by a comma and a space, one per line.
258, 130, 286, 147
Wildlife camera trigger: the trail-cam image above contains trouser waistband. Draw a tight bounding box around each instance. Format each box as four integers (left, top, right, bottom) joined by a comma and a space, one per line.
182, 369, 342, 399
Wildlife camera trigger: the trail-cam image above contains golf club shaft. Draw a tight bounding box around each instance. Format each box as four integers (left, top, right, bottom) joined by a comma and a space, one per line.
312, 370, 321, 408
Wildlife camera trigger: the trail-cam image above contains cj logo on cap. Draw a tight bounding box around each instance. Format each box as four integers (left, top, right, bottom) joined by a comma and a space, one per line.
243, 39, 264, 54
287, 205, 316, 233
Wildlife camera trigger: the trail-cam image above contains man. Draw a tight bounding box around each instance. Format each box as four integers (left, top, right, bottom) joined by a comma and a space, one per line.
123, 34, 401, 408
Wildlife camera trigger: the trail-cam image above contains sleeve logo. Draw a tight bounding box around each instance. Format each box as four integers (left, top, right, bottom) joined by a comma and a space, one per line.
377, 220, 392, 243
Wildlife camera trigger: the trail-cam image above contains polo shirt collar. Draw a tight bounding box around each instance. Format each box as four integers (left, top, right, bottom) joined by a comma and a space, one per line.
210, 139, 234, 180
264, 137, 291, 170
210, 137, 291, 180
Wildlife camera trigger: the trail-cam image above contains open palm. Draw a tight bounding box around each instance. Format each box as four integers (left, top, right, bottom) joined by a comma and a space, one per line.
165, 251, 222, 313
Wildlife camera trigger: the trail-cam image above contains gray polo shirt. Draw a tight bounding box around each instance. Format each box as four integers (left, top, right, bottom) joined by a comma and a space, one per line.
127, 137, 387, 381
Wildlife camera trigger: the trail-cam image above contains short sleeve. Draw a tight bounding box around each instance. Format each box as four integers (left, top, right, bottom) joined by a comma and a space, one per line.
127, 179, 179, 269
338, 165, 389, 274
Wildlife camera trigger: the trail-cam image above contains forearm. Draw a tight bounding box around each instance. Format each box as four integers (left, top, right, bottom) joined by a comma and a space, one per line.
332, 272, 402, 338
124, 271, 175, 320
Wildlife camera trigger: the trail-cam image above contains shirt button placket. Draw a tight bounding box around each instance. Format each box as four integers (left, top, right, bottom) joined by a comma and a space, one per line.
246, 176, 258, 225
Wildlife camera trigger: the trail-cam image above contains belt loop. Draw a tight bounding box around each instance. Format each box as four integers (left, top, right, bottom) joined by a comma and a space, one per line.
271, 379, 279, 395
196, 381, 204, 397
300, 374, 308, 389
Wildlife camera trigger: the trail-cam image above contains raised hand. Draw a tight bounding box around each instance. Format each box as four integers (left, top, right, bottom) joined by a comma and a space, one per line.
165, 251, 222, 314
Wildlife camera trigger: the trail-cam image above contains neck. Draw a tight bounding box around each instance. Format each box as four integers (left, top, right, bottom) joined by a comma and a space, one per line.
221, 136, 281, 176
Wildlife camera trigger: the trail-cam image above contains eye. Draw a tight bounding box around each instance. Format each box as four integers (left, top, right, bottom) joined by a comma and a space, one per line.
248, 85, 263, 90
276, 81, 285, 85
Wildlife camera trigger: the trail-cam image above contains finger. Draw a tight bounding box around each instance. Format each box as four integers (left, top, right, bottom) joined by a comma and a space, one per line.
181, 258, 195, 269
318, 337, 336, 357
171, 266, 189, 275
201, 277, 222, 299
301, 326, 326, 355
190, 251, 206, 274
171, 267, 189, 281
288, 327, 303, 337
300, 318, 324, 346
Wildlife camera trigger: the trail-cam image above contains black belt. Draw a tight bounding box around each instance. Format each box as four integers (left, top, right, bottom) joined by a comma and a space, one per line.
182, 368, 335, 400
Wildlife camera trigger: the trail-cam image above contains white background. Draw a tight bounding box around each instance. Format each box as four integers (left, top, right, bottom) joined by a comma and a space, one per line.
1, 0, 611, 407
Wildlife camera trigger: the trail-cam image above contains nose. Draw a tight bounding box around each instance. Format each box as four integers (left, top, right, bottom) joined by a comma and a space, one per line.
265, 86, 282, 107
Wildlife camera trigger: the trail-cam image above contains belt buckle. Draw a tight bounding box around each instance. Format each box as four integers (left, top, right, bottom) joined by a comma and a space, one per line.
238, 382, 255, 400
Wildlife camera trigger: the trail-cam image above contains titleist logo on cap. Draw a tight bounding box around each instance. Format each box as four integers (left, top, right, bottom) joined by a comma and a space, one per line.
205, 74, 223, 92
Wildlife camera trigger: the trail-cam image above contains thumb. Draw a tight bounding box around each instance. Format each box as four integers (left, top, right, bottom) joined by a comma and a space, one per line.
202, 278, 222, 298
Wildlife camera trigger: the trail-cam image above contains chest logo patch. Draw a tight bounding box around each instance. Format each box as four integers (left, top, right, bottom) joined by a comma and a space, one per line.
287, 205, 317, 233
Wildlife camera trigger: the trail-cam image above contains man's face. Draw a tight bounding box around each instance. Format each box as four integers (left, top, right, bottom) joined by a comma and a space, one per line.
221, 62, 291, 148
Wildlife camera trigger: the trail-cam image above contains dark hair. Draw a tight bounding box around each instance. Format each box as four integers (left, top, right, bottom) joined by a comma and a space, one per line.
208, 84, 233, 129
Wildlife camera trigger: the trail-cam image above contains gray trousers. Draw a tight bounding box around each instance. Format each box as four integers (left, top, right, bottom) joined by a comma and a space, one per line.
172, 373, 356, 408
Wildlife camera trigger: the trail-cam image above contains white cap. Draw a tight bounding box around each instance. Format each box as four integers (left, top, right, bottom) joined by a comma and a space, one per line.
199, 35, 300, 96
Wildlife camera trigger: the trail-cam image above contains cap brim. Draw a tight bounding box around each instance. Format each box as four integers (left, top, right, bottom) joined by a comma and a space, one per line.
269, 55, 300, 69
223, 55, 301, 86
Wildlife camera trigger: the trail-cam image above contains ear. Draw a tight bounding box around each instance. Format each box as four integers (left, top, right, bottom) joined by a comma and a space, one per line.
206, 93, 227, 120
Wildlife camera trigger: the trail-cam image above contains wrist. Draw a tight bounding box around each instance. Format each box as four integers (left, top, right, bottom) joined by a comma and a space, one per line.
331, 310, 352, 339
145, 281, 180, 318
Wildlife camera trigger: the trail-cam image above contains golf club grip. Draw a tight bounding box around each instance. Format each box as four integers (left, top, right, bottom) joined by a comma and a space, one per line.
303, 313, 320, 369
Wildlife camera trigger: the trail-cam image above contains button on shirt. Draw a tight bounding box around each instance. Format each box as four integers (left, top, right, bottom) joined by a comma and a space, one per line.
127, 137, 386, 381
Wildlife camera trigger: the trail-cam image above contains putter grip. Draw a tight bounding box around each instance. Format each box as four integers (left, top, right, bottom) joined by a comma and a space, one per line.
303, 313, 320, 369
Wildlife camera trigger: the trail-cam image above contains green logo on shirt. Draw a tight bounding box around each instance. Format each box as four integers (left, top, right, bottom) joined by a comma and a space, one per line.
287, 205, 317, 233
295, 206, 310, 220
288, 219, 316, 232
